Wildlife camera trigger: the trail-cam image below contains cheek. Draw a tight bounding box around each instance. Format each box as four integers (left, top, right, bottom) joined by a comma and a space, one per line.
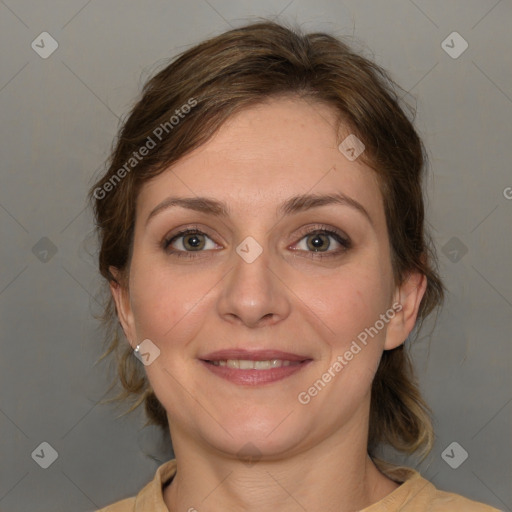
303, 264, 392, 347
128, 259, 215, 344
303, 269, 392, 409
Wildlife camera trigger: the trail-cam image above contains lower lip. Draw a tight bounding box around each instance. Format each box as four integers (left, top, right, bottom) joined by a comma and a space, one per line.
200, 360, 311, 385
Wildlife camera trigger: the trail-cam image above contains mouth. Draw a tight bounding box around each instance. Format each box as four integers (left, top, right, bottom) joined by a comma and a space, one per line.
208, 359, 302, 369
199, 349, 313, 386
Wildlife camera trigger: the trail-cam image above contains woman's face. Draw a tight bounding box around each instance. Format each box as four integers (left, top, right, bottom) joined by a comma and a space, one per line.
111, 97, 425, 459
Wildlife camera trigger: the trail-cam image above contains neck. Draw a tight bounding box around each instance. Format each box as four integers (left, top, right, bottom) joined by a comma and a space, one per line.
163, 420, 399, 512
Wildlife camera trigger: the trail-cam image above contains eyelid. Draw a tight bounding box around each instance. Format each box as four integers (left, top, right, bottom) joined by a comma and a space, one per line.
162, 224, 219, 248
162, 223, 352, 258
290, 224, 351, 247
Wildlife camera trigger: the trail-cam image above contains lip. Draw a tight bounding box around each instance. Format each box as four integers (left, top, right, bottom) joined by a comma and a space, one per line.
199, 349, 313, 386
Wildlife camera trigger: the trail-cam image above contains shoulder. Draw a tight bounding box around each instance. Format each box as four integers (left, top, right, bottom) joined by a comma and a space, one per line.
95, 496, 135, 511
425, 487, 502, 511
94, 458, 177, 511
370, 458, 501, 511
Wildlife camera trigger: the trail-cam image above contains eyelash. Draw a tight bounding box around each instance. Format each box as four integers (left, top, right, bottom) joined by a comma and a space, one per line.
162, 224, 352, 260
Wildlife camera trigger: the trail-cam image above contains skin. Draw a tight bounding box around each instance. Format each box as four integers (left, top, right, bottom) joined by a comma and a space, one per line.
110, 96, 427, 512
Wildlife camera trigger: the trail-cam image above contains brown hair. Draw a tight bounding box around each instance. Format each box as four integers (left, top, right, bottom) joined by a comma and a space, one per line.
88, 19, 444, 458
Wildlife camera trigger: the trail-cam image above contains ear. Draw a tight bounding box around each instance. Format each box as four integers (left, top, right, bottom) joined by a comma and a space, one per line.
109, 266, 137, 349
384, 271, 427, 350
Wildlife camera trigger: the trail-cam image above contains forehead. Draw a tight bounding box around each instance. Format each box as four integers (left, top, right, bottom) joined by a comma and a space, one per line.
136, 97, 384, 226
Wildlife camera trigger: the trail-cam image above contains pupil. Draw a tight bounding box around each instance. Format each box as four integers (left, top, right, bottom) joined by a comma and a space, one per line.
309, 234, 328, 251
186, 234, 203, 250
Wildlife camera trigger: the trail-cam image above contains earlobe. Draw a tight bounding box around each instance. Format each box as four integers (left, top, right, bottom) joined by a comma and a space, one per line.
384, 271, 427, 351
108, 266, 136, 349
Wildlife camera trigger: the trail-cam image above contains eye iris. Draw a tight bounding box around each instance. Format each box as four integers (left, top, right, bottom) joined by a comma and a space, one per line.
307, 233, 330, 252
184, 233, 205, 251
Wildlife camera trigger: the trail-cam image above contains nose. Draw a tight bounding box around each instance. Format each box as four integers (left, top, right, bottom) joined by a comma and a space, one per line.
216, 241, 292, 328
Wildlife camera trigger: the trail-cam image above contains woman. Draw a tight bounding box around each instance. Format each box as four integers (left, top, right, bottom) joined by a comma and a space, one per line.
91, 20, 499, 512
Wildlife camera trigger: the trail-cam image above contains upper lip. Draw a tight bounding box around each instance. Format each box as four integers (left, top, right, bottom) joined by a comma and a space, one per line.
200, 349, 311, 362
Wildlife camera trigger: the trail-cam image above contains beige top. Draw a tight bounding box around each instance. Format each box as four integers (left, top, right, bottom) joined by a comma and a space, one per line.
96, 458, 501, 511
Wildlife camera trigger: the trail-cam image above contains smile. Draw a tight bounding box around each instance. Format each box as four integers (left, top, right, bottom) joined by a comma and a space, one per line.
200, 356, 312, 385
208, 359, 302, 369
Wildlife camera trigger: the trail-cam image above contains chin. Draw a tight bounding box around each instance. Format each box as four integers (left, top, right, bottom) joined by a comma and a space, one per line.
199, 408, 310, 461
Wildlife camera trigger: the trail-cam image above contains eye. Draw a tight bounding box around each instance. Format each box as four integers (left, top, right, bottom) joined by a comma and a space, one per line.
163, 228, 219, 257
291, 226, 351, 257
162, 225, 351, 260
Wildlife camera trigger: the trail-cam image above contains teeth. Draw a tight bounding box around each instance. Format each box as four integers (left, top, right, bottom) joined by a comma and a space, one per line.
210, 359, 300, 369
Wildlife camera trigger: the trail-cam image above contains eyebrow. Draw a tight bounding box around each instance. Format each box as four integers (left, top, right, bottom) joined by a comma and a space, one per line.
145, 192, 373, 227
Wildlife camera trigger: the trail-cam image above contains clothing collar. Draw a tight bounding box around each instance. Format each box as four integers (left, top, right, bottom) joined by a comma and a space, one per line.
132, 457, 429, 511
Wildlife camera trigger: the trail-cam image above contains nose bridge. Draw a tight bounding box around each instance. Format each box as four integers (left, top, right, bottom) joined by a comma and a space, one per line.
216, 235, 290, 327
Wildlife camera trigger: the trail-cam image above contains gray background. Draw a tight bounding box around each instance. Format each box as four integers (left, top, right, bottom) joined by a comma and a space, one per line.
1, 1, 511, 511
